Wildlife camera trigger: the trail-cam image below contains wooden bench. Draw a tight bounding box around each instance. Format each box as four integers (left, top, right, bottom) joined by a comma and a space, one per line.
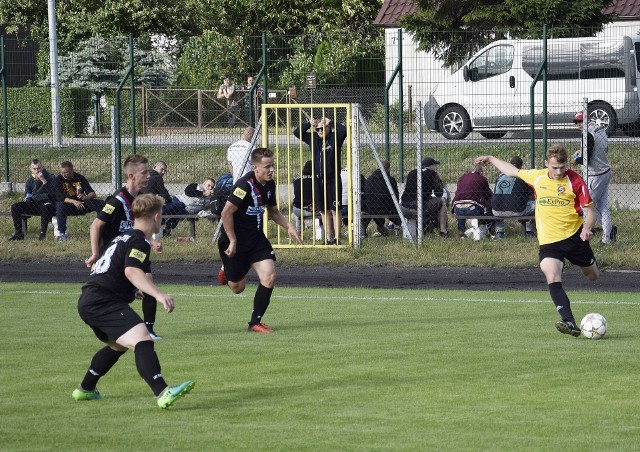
454, 215, 534, 222
0, 212, 34, 236
163, 214, 219, 240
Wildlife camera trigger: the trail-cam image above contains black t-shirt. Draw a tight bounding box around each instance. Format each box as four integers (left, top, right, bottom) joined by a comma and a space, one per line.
96, 188, 135, 251
55, 172, 95, 202
293, 174, 314, 209
220, 171, 277, 247
80, 229, 151, 306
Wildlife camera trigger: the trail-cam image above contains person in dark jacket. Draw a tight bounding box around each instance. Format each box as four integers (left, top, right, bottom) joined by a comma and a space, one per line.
364, 160, 400, 236
139, 161, 188, 235
292, 160, 321, 236
9, 158, 56, 241
176, 178, 215, 215
400, 157, 449, 236
293, 118, 347, 244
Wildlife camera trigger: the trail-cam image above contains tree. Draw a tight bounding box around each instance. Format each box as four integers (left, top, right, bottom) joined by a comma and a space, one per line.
401, 0, 615, 67
0, 0, 206, 47
174, 31, 252, 88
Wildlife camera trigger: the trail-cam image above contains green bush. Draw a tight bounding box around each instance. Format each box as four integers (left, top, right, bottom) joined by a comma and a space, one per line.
0, 87, 93, 135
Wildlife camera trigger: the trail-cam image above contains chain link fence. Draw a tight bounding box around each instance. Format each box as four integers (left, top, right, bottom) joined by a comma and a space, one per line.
1, 28, 638, 241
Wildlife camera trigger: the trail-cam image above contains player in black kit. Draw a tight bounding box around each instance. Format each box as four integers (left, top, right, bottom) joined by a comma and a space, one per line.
85, 155, 163, 340
73, 194, 194, 408
218, 147, 302, 333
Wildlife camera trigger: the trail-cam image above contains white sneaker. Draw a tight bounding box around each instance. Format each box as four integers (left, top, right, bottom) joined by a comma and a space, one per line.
52, 218, 60, 237
58, 233, 67, 242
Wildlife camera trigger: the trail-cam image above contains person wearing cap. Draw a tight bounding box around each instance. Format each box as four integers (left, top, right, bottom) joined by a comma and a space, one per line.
451, 163, 493, 238
572, 111, 616, 244
400, 157, 449, 237
293, 117, 348, 245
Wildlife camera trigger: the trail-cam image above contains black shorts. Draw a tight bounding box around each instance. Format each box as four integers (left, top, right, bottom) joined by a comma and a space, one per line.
315, 177, 341, 211
78, 289, 142, 343
539, 227, 596, 268
218, 232, 275, 283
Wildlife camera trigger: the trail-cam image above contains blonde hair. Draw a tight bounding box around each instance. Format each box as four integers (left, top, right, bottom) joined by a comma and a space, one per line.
132, 194, 164, 219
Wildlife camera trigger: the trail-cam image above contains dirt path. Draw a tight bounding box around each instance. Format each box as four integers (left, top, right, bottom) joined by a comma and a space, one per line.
2, 261, 637, 292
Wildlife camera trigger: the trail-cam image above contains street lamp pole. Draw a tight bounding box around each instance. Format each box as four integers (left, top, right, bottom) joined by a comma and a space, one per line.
47, 0, 62, 147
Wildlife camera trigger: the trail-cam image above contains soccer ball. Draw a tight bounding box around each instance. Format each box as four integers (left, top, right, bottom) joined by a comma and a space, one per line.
580, 313, 607, 339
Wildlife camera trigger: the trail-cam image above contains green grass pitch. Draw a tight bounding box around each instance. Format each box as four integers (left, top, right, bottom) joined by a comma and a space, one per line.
1, 282, 639, 451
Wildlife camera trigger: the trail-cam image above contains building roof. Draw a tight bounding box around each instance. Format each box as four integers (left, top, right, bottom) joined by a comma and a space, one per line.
374, 0, 417, 27
375, 0, 640, 27
603, 0, 640, 17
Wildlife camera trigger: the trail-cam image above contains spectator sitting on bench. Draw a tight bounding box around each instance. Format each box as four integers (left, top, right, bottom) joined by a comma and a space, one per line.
54, 161, 105, 242
364, 160, 400, 237
400, 157, 449, 237
451, 163, 493, 238
139, 161, 188, 236
491, 156, 535, 239
176, 178, 216, 217
9, 158, 56, 241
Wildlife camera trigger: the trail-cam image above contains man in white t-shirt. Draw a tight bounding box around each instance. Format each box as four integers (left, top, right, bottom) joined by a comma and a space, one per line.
227, 126, 255, 182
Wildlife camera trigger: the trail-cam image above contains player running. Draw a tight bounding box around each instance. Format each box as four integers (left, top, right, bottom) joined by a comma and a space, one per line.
72, 194, 194, 408
85, 155, 163, 340
218, 147, 302, 333
476, 145, 600, 337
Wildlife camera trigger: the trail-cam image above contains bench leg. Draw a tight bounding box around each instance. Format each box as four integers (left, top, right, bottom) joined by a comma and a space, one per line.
189, 219, 196, 239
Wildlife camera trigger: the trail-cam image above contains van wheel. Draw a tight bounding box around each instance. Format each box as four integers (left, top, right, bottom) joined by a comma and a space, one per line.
439, 106, 471, 140
479, 132, 507, 139
589, 103, 617, 136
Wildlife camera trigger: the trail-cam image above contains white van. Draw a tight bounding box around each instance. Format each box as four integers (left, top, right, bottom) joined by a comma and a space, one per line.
424, 35, 640, 139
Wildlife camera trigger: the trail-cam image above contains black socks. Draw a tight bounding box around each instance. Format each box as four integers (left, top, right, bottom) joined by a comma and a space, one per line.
142, 293, 157, 325
80, 346, 126, 391
548, 281, 574, 322
134, 340, 167, 396
250, 283, 274, 326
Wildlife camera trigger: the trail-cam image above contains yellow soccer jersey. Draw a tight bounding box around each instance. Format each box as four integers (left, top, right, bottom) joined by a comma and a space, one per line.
518, 168, 593, 245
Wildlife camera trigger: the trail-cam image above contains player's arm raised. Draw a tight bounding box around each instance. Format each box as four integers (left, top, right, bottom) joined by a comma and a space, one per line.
475, 155, 520, 178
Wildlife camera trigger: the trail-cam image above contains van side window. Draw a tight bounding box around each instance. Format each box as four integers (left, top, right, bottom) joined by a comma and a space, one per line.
468, 45, 514, 82
522, 42, 625, 80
